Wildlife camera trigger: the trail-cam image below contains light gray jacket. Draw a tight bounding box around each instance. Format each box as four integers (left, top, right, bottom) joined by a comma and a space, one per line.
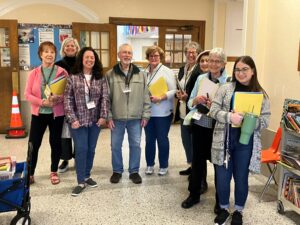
210, 82, 271, 173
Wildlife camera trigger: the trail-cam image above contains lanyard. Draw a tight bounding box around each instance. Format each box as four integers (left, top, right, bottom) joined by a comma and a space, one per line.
124, 64, 132, 87
147, 64, 162, 86
83, 74, 92, 98
41, 65, 55, 86
183, 64, 196, 90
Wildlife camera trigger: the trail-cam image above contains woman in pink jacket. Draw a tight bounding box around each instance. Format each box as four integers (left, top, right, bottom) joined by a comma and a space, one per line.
25, 41, 68, 185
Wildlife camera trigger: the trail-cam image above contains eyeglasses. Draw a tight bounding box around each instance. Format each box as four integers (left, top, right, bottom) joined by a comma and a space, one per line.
208, 59, 222, 64
186, 51, 197, 55
234, 67, 250, 74
149, 54, 160, 58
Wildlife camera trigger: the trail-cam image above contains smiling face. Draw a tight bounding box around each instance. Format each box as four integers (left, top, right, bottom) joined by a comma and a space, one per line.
208, 54, 225, 77
234, 61, 254, 86
148, 50, 161, 69
185, 47, 198, 65
63, 40, 77, 57
118, 44, 133, 69
82, 50, 95, 73
40, 45, 56, 67
199, 55, 209, 73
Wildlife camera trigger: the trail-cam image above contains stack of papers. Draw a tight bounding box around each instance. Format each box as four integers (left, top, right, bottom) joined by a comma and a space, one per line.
197, 77, 219, 100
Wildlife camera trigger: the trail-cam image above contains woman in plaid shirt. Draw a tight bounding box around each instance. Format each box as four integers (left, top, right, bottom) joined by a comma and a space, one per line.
64, 47, 109, 196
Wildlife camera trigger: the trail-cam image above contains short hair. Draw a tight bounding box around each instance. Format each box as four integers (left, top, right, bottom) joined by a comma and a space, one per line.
209, 48, 227, 63
184, 41, 201, 54
72, 47, 103, 80
59, 37, 80, 57
145, 45, 164, 60
38, 41, 56, 61
118, 43, 132, 54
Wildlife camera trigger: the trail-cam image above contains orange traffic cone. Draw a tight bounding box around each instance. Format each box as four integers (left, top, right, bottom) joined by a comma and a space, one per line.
6, 91, 27, 139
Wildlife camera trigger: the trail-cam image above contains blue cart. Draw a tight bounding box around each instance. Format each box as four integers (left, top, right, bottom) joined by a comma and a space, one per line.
0, 144, 32, 225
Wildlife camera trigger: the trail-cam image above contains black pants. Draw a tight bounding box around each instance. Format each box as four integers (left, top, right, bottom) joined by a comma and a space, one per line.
188, 124, 218, 204
29, 114, 64, 175
61, 138, 73, 160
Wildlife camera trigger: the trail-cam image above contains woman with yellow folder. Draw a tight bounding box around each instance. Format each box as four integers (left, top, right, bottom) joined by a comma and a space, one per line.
144, 46, 176, 176
25, 41, 68, 185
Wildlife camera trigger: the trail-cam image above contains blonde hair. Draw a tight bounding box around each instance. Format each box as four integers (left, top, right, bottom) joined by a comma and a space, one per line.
59, 37, 80, 57
145, 45, 164, 60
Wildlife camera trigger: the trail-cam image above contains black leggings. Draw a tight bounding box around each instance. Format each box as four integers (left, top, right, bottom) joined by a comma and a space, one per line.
29, 114, 64, 175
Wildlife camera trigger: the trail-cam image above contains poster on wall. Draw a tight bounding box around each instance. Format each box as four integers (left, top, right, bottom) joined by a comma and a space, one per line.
19, 44, 30, 69
18, 24, 72, 70
38, 28, 54, 45
18, 28, 34, 44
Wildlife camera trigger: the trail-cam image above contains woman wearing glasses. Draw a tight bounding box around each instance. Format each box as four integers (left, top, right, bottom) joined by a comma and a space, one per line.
144, 45, 176, 176
210, 56, 270, 225
181, 48, 228, 215
175, 42, 202, 177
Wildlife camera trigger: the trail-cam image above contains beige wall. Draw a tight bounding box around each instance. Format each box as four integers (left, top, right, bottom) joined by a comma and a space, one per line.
246, 0, 300, 131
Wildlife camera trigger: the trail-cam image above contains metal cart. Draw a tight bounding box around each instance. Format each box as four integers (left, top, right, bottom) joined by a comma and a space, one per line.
277, 99, 300, 215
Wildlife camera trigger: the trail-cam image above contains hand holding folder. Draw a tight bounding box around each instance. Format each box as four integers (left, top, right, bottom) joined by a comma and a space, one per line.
148, 77, 168, 97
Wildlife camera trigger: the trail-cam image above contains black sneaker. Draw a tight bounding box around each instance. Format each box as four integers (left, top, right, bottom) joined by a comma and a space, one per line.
231, 210, 243, 225
58, 160, 69, 173
129, 173, 142, 184
179, 167, 191, 176
71, 184, 86, 197
181, 195, 200, 209
85, 178, 98, 188
110, 172, 122, 184
214, 208, 230, 225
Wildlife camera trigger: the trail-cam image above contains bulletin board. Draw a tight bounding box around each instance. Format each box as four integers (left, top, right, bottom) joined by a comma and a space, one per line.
18, 23, 72, 70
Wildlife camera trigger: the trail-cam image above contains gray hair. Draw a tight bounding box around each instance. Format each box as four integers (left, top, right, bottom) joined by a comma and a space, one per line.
184, 41, 201, 54
118, 43, 133, 53
59, 37, 80, 57
209, 47, 227, 63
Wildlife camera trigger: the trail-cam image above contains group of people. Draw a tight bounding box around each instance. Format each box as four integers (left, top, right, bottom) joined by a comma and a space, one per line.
24, 38, 271, 225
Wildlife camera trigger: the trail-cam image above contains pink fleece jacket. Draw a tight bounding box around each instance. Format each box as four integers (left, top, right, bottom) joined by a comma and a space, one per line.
24, 65, 68, 117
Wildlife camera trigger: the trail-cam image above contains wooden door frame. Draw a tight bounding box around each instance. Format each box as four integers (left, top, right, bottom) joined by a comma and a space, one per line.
109, 17, 206, 50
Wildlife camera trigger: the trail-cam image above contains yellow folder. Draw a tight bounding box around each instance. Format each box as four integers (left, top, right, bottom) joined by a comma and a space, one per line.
148, 77, 168, 97
49, 76, 67, 95
233, 92, 263, 116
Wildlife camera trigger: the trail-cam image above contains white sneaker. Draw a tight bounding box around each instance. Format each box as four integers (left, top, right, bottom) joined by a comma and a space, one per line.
145, 166, 154, 175
158, 168, 168, 176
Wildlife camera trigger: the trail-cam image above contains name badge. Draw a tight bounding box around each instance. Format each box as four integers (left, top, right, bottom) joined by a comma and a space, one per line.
192, 112, 202, 120
123, 87, 131, 93
86, 101, 96, 109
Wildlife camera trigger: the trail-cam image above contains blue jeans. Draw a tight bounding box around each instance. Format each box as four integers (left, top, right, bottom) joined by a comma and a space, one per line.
215, 128, 253, 211
180, 119, 193, 164
111, 119, 142, 174
70, 123, 101, 184
144, 114, 173, 168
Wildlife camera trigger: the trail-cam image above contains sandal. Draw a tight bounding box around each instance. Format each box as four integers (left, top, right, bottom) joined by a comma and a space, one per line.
50, 172, 60, 185
29, 176, 35, 184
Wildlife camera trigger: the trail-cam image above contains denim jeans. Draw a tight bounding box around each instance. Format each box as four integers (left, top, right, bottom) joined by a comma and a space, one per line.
70, 123, 101, 184
180, 119, 193, 164
144, 114, 173, 168
215, 128, 253, 211
111, 119, 142, 174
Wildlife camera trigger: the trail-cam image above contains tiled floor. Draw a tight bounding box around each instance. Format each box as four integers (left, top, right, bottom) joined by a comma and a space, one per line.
0, 124, 299, 225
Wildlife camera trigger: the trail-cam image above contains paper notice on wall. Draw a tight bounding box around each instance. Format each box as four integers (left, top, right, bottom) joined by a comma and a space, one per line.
38, 28, 54, 45
19, 44, 30, 69
59, 29, 72, 43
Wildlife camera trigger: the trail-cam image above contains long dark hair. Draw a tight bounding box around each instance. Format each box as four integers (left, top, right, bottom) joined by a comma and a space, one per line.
72, 47, 103, 80
232, 55, 268, 97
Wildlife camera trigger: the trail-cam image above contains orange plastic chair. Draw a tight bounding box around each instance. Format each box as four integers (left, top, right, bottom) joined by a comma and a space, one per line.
259, 127, 282, 202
